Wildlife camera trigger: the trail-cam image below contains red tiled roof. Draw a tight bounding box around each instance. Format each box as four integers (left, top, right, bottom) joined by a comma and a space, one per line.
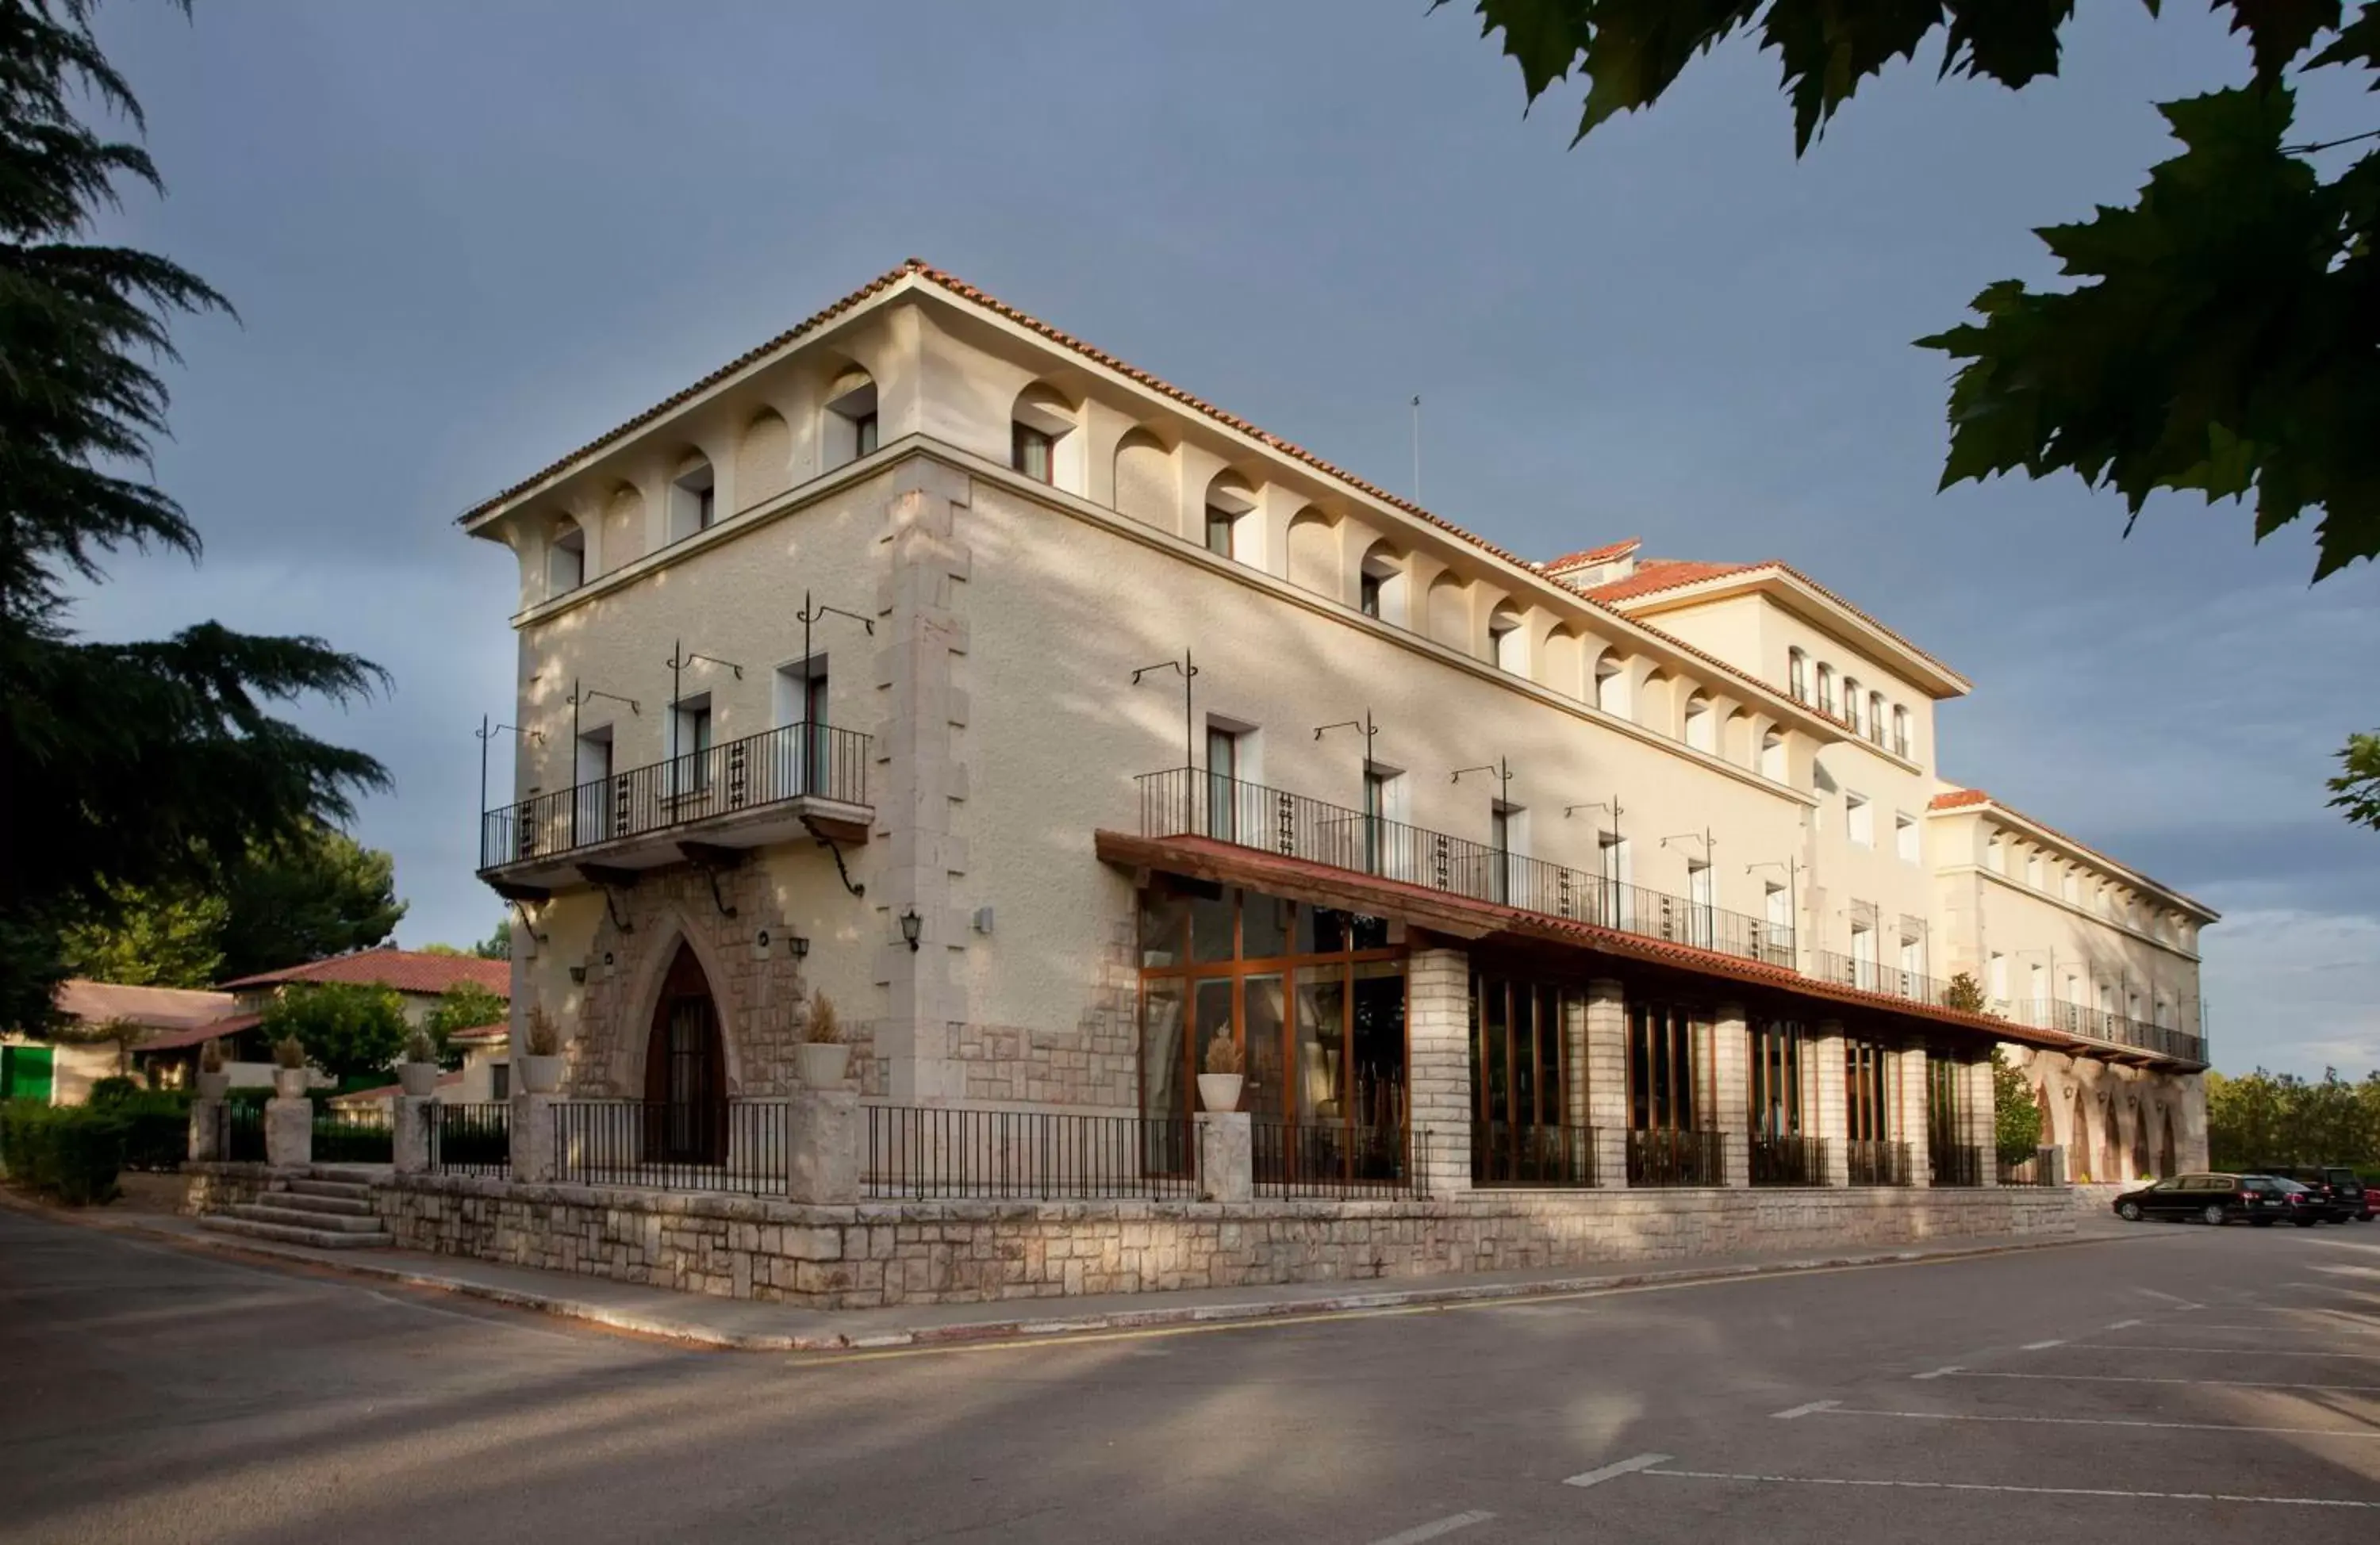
1579, 559, 1758, 604
447, 1023, 509, 1045
331, 1071, 465, 1106
219, 949, 510, 997
54, 980, 237, 1031
1923, 788, 2215, 919
1541, 539, 1641, 574
134, 1013, 261, 1053
1929, 788, 1990, 811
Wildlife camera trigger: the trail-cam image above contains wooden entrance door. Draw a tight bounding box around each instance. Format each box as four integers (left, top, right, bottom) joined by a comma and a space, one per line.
643, 943, 726, 1164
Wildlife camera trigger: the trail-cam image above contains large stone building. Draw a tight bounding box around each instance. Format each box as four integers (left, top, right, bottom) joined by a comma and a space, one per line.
460, 259, 2213, 1237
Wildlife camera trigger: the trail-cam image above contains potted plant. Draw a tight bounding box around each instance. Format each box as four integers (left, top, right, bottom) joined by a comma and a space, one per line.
270, 1034, 310, 1098
398, 1026, 440, 1097
1197, 1033, 1244, 1114
195, 1037, 230, 1100
796, 989, 850, 1087
520, 1004, 565, 1095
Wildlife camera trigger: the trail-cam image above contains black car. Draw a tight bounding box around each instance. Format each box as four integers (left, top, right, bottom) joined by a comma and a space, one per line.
2328, 1167, 2377, 1221
2253, 1164, 2363, 1223
2113, 1172, 2320, 1227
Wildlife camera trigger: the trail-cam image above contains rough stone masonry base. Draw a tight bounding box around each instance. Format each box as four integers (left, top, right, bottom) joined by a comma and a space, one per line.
362, 1173, 2078, 1310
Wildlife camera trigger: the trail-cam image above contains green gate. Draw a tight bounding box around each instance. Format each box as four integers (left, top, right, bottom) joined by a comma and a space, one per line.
2, 1045, 55, 1104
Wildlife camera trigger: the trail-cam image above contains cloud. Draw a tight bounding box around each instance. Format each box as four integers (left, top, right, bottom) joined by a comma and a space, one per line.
2198, 907, 2380, 1075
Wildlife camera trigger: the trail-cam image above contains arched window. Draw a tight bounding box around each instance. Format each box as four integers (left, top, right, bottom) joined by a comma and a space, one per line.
1683, 692, 1714, 752
1203, 471, 1257, 561
1358, 541, 1407, 624
1010, 382, 1081, 491
1815, 663, 1836, 716
1891, 704, 1910, 758
1594, 654, 1630, 717
1868, 692, 1886, 745
1787, 648, 1809, 703
1488, 604, 1526, 673
668, 454, 716, 543
547, 519, 585, 595
823, 367, 879, 469
1759, 727, 1786, 780
1842, 677, 1862, 734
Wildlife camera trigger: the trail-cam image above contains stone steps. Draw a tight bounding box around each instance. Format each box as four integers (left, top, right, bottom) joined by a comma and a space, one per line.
234, 1202, 387, 1235
198, 1212, 392, 1251
271, 1189, 375, 1218
286, 1177, 376, 1204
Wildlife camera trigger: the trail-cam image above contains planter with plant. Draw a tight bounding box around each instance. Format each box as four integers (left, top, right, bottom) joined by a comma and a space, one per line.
196, 1037, 230, 1099
270, 1035, 310, 1098
520, 1005, 564, 1095
398, 1026, 440, 1097
796, 990, 850, 1087
1197, 1033, 1244, 1114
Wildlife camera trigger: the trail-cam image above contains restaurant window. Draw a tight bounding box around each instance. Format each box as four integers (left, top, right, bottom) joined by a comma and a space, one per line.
1844, 1037, 1891, 1141
1471, 976, 1583, 1184
1748, 1018, 1804, 1139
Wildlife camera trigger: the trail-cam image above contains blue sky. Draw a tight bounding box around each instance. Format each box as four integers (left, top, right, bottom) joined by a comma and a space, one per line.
71, 2, 2380, 1075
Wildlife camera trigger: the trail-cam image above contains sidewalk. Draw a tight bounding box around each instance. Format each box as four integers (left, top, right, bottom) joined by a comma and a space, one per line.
22, 1195, 2142, 1353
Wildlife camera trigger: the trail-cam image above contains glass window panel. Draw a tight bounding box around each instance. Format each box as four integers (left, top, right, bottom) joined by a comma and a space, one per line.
1242, 974, 1287, 1122
1141, 979, 1184, 1122
1241, 892, 1290, 960
1350, 961, 1407, 1175
1138, 890, 1189, 969
1348, 911, 1391, 951
1188, 884, 1235, 964
1193, 979, 1235, 1109
1294, 965, 1347, 1125
1308, 907, 1349, 956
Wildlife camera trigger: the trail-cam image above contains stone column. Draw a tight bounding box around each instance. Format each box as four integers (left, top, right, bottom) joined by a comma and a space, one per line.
1897, 1043, 1933, 1188
263, 1098, 312, 1170
1711, 1003, 1750, 1187
1198, 1111, 1252, 1202
187, 1098, 222, 1164
393, 1095, 433, 1175
2175, 1071, 2210, 1172
788, 1087, 859, 1205
1810, 1020, 1849, 1187
873, 458, 974, 1105
1406, 946, 1472, 1197
1964, 1056, 1998, 1186
1583, 978, 1628, 1189
510, 1091, 556, 1183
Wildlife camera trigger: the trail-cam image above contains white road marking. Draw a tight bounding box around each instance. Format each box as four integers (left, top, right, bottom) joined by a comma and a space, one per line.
1910, 1365, 1962, 1380
2161, 1323, 2380, 1335
1807, 1407, 2380, 1440
1564, 1453, 1672, 1489
1772, 1400, 1841, 1420
2020, 1339, 2066, 1351
1366, 1509, 1495, 1545
2106, 1319, 2144, 1329
2136, 1288, 2203, 1309
1948, 1371, 2380, 1393
2076, 1344, 2380, 1360
1639, 1468, 2380, 1508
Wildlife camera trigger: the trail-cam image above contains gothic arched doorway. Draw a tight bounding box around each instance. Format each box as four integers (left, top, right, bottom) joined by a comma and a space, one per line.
643, 942, 727, 1164
2158, 1106, 2177, 1178
2071, 1088, 2092, 1181
2130, 1099, 2151, 1178
2101, 1095, 2122, 1182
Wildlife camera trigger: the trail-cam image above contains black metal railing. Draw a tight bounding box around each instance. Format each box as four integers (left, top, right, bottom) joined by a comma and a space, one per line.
217, 1101, 267, 1163
1255, 1121, 1423, 1198
480, 720, 872, 872
1929, 1143, 1985, 1187
1846, 1139, 1913, 1187
429, 1102, 511, 1177
551, 1100, 788, 1194
2004, 999, 2205, 1065
1471, 1121, 1595, 1187
313, 1106, 393, 1164
1813, 951, 1956, 1009
1998, 1146, 2064, 1187
1138, 768, 1793, 969
1626, 1128, 1724, 1187
1749, 1133, 1826, 1187
864, 1106, 1199, 1200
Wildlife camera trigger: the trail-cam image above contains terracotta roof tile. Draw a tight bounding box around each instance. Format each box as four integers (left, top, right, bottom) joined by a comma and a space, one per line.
1929, 788, 1990, 811
134, 1012, 260, 1052
1580, 559, 1757, 604
1541, 538, 1640, 574
218, 949, 511, 997
54, 980, 238, 1031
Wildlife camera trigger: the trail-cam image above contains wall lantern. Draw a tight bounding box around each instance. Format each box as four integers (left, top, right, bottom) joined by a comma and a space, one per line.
789, 933, 811, 961
898, 907, 922, 952
567, 964, 587, 985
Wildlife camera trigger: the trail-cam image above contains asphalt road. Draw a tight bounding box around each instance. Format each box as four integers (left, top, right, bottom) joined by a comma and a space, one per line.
2, 1206, 2377, 1544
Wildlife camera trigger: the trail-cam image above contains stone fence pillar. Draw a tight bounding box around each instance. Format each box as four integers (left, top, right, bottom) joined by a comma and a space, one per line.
1198, 1111, 1252, 1203
1712, 1003, 1749, 1187
264, 1097, 312, 1169
1584, 979, 1628, 1190
187, 1098, 222, 1164
1406, 947, 1472, 1197
511, 1091, 557, 1183
1810, 1021, 1850, 1187
393, 1095, 433, 1175
789, 1087, 859, 1205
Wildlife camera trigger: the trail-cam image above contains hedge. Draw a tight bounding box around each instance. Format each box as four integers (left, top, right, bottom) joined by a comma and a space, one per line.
0, 1101, 127, 1206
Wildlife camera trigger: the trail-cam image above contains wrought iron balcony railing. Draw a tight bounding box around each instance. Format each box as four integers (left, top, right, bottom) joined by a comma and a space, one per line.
1812, 950, 1958, 1010
2003, 999, 2206, 1065
479, 720, 870, 873
1134, 767, 1795, 970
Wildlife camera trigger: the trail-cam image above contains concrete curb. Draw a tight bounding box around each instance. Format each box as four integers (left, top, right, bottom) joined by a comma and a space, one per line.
6, 1190, 2140, 1352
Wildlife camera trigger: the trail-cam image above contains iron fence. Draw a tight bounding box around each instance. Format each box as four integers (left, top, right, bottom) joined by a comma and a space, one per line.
217, 1101, 266, 1163
480, 720, 872, 872
1749, 1133, 1825, 1187
1257, 1121, 1423, 1198
2002, 999, 2206, 1064
429, 1102, 511, 1177
1626, 1128, 1724, 1187
551, 1101, 789, 1194
863, 1106, 1199, 1200
1812, 951, 1957, 1008
1470, 1121, 1595, 1188
1998, 1146, 2064, 1187
1138, 768, 1792, 968
1929, 1143, 1985, 1187
313, 1106, 393, 1165
1846, 1139, 1914, 1187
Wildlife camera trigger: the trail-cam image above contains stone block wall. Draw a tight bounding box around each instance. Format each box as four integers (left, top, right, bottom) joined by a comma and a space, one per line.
182, 1162, 274, 1216
377, 1174, 2076, 1312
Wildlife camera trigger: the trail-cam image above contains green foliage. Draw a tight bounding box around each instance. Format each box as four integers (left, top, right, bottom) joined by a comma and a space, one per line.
98, 1085, 189, 1171
474, 918, 512, 961
2328, 731, 2380, 829
2207, 1066, 2380, 1170
423, 981, 505, 1068
259, 983, 405, 1084
1943, 971, 1987, 1014
0, 1101, 125, 1205
59, 882, 227, 987
47, 1014, 148, 1076
1990, 1048, 2043, 1167
0, 0, 388, 1035
1449, 3, 2380, 580
86, 1075, 138, 1106
209, 824, 404, 981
